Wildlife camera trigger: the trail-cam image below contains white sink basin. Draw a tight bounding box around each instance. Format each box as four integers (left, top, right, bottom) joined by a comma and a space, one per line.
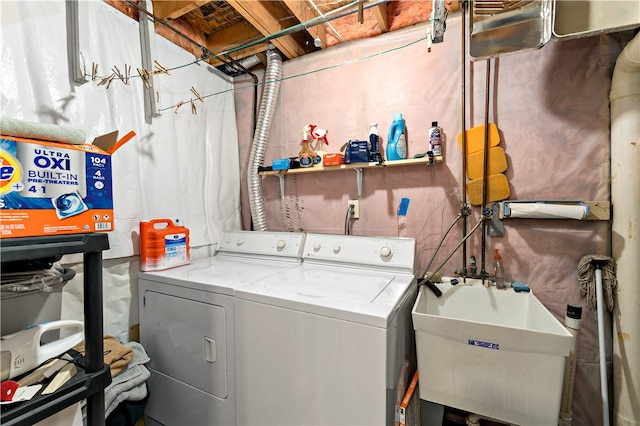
412, 281, 573, 426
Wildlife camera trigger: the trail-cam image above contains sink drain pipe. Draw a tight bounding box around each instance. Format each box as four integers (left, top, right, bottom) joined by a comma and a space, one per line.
247, 47, 282, 231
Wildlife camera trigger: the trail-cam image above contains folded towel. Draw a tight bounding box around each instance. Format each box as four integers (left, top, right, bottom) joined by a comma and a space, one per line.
105, 365, 150, 417
73, 335, 134, 377
0, 116, 86, 145
104, 341, 151, 418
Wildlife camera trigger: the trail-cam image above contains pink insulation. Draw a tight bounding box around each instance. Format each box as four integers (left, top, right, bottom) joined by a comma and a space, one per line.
324, 0, 439, 46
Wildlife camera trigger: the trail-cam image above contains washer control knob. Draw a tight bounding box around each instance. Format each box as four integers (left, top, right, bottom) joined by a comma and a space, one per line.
380, 245, 393, 259
333, 245, 341, 254
313, 244, 321, 252
277, 239, 287, 250
237, 238, 244, 246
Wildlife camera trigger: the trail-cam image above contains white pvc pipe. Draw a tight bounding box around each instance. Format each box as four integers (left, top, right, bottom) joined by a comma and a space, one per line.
610, 32, 640, 426
596, 267, 611, 426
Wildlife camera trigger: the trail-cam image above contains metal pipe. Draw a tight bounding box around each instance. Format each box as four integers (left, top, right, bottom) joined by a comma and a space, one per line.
480, 59, 491, 279
426, 216, 487, 282
223, 53, 259, 134
461, 0, 468, 279
125, 0, 391, 67
222, 0, 392, 57
308, 0, 345, 43
122, 0, 386, 71
421, 214, 463, 279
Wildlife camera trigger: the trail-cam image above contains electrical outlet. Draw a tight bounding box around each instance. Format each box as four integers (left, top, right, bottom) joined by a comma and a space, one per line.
348, 200, 360, 219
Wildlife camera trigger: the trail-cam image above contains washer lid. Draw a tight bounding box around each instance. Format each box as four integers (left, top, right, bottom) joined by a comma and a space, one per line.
138, 255, 301, 295
235, 263, 416, 327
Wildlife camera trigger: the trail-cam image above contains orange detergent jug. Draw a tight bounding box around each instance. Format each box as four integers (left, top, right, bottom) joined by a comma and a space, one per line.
139, 219, 190, 272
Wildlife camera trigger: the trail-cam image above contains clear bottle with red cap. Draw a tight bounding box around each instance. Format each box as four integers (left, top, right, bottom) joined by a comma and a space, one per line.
492, 248, 506, 289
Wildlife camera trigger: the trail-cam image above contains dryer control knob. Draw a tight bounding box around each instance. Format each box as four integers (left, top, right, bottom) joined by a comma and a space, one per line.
380, 245, 393, 259
277, 239, 287, 250
237, 238, 244, 246
333, 245, 341, 254
313, 244, 321, 252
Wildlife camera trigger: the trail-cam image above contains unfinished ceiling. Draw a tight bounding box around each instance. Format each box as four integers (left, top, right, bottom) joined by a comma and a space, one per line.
107, 0, 446, 75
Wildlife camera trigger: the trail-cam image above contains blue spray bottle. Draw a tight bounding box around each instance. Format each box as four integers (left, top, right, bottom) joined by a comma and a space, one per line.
386, 113, 407, 161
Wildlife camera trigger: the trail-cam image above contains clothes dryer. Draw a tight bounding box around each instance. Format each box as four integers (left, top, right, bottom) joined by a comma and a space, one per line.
138, 231, 305, 426
234, 233, 418, 426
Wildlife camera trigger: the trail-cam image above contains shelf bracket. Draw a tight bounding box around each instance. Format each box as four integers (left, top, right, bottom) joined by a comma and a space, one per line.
277, 175, 285, 200
427, 151, 435, 166
354, 168, 363, 198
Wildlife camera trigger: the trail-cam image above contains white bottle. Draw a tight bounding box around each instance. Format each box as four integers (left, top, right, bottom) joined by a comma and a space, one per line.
492, 248, 506, 289
429, 121, 442, 156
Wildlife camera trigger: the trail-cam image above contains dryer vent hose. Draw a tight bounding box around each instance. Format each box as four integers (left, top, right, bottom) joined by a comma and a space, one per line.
247, 48, 282, 231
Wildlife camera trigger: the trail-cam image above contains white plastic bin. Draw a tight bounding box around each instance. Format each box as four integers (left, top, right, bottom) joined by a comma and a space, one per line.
1, 268, 75, 342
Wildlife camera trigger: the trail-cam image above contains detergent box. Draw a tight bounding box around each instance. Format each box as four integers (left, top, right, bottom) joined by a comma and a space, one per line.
0, 131, 128, 238
343, 140, 369, 164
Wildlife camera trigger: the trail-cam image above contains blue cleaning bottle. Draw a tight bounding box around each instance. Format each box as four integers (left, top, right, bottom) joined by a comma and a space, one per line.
386, 113, 407, 161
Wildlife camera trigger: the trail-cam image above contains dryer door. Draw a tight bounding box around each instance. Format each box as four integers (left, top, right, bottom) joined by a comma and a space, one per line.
141, 290, 228, 398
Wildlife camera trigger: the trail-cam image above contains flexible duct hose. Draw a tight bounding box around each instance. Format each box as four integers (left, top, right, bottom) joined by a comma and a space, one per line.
247, 48, 282, 231
225, 55, 262, 74
610, 32, 640, 426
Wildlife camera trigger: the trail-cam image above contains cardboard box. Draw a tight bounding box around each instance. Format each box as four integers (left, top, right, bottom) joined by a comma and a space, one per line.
0, 131, 128, 238
323, 153, 345, 166
395, 371, 419, 426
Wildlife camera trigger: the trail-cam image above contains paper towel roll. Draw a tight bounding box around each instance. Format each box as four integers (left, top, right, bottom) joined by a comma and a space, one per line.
508, 203, 588, 219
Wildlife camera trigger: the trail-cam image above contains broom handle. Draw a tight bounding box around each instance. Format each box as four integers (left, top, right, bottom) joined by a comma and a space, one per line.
595, 266, 610, 426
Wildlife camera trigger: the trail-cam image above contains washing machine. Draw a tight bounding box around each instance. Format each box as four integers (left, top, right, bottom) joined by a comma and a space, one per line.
138, 230, 305, 426
234, 232, 418, 426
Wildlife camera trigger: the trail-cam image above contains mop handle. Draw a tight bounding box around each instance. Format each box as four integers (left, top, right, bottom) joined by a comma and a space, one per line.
593, 260, 610, 426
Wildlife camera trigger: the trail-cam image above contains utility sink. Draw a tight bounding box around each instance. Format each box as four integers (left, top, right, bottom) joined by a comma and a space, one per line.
412, 281, 573, 426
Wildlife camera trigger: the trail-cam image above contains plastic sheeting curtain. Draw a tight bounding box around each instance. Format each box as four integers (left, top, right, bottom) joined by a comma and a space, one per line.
1, 0, 242, 341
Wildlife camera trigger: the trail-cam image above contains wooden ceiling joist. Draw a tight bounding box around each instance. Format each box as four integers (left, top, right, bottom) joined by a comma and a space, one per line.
205, 21, 262, 53
225, 0, 309, 59
153, 0, 210, 21
372, 3, 389, 33
129, 0, 436, 74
